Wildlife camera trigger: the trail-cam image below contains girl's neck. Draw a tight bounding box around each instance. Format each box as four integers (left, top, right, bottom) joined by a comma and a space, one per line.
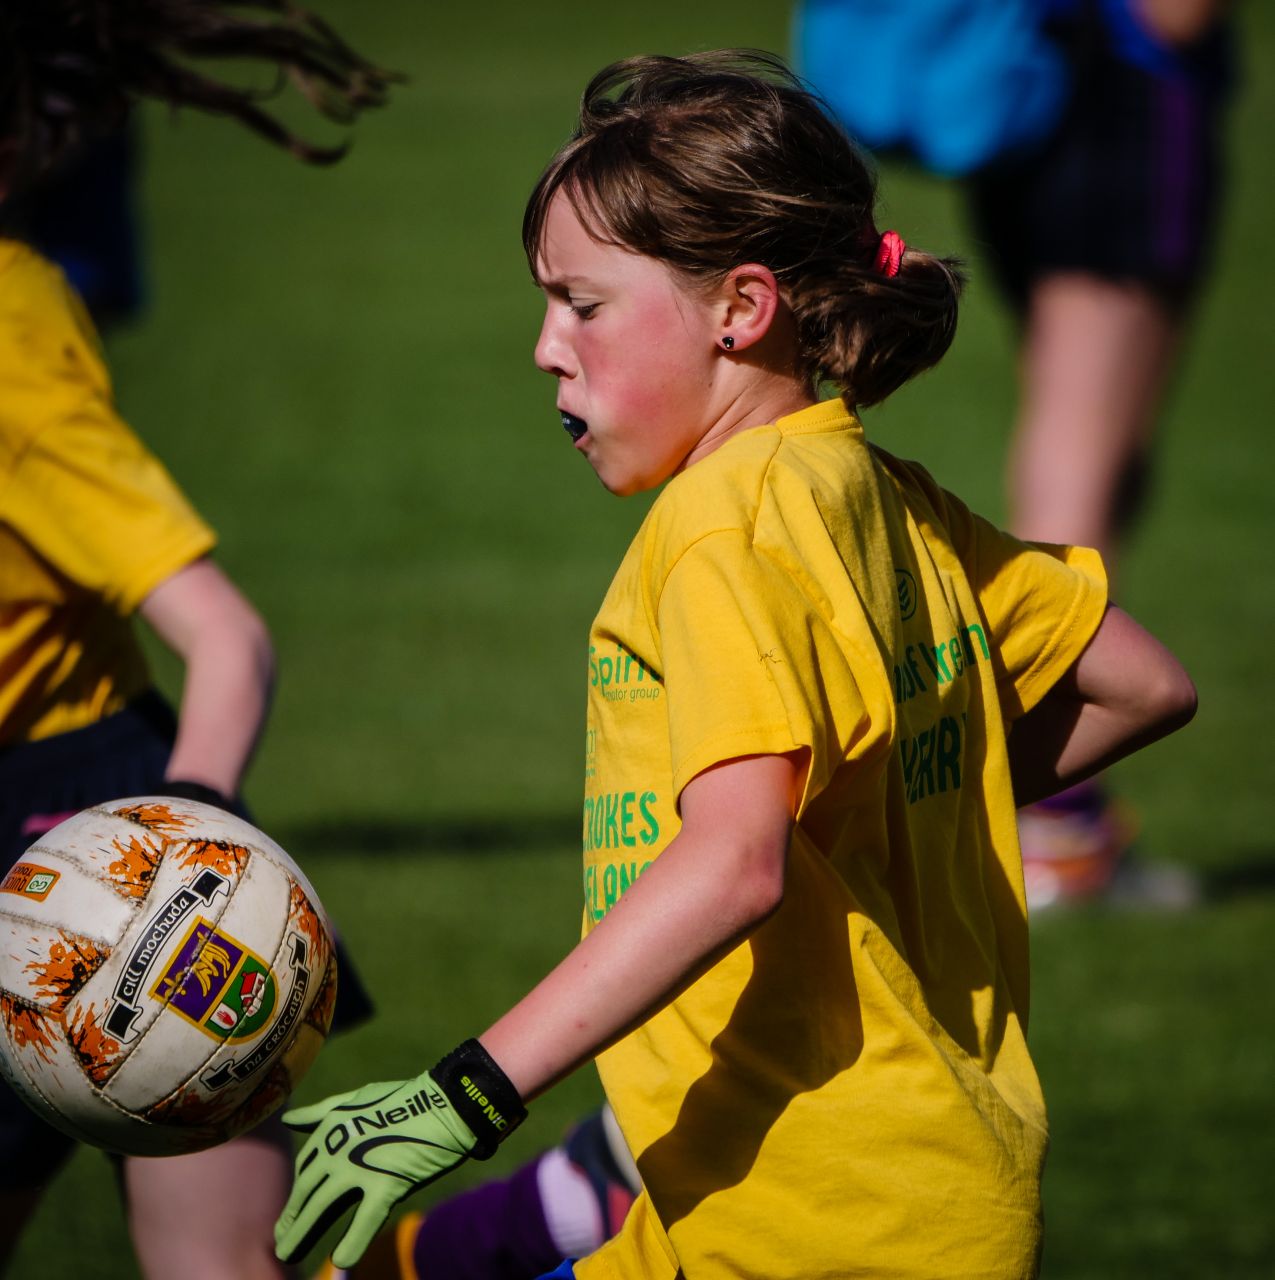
680, 373, 818, 474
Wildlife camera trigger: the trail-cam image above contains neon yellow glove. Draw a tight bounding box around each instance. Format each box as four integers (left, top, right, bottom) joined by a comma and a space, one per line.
273, 1039, 526, 1269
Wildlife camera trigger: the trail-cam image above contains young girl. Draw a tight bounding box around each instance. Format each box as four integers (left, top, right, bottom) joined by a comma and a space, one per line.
0, 3, 389, 1275
275, 51, 1196, 1279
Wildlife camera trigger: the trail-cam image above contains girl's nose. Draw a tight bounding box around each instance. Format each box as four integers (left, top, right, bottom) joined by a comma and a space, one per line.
534, 311, 573, 378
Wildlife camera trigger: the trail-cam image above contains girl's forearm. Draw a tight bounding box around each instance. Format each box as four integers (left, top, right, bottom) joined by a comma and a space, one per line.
139, 559, 276, 799
163, 623, 274, 797
1008, 605, 1196, 806
1009, 693, 1191, 806
480, 830, 778, 1099
480, 754, 796, 1101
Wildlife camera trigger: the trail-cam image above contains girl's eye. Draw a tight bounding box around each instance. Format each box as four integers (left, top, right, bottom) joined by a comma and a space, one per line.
569, 302, 599, 320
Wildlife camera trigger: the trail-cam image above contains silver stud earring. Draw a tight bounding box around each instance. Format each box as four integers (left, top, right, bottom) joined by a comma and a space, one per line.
721, 335, 735, 350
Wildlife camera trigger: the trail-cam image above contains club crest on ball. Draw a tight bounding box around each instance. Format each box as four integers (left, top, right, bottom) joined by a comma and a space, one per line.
151, 917, 278, 1042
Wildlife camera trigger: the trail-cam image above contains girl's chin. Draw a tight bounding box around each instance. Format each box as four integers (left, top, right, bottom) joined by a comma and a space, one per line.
588, 458, 628, 495
590, 459, 661, 498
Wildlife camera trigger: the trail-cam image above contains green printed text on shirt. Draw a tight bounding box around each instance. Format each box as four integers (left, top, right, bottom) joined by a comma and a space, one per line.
583, 789, 660, 853
591, 642, 663, 705
893, 622, 989, 705
900, 713, 966, 804
585, 855, 655, 922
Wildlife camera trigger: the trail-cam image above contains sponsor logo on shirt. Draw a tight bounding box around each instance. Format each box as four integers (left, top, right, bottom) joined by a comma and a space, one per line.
583, 790, 660, 854
896, 568, 918, 620
590, 642, 663, 705
893, 614, 990, 802
582, 790, 663, 922
900, 714, 967, 804
584, 855, 655, 923
893, 624, 990, 706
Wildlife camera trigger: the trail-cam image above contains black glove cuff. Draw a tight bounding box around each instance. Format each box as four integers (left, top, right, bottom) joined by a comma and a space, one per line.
432, 1038, 527, 1159
161, 780, 240, 816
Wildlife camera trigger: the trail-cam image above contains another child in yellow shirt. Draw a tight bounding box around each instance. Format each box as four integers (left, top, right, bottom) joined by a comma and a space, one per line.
0, 4, 391, 1276
276, 51, 1196, 1280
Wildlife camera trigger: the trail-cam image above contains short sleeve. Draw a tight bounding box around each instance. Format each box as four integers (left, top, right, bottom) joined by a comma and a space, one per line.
656, 530, 869, 810
938, 487, 1108, 721
2, 378, 215, 615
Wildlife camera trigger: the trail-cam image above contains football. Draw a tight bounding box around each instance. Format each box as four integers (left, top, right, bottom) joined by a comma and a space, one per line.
0, 797, 336, 1156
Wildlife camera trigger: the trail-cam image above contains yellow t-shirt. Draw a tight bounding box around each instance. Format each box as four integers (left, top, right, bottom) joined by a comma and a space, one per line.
575, 399, 1107, 1280
0, 239, 215, 745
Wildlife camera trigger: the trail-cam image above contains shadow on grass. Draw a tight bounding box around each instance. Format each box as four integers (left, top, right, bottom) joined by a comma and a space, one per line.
1201, 850, 1275, 902
278, 813, 579, 857
280, 825, 1275, 895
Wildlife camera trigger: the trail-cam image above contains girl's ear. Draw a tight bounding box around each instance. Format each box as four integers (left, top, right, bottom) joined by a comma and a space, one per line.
716, 263, 783, 352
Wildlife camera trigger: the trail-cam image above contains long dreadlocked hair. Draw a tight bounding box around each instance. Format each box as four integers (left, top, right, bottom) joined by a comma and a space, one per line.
0, 0, 396, 193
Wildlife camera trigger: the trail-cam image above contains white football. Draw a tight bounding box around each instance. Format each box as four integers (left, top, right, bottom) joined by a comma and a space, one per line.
0, 797, 337, 1156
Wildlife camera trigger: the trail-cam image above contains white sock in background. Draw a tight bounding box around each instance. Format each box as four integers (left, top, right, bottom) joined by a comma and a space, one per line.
537, 1147, 607, 1259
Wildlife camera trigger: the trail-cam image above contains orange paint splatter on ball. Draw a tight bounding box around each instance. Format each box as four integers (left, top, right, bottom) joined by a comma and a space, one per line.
68, 1004, 123, 1086
115, 801, 192, 834
304, 956, 338, 1034
148, 1083, 234, 1129
288, 883, 325, 955
174, 839, 249, 878
0, 996, 58, 1063
233, 1062, 291, 1131
106, 834, 165, 899
25, 933, 109, 1010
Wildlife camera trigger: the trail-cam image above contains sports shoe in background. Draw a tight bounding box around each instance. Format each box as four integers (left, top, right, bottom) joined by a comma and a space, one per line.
1019, 783, 1198, 912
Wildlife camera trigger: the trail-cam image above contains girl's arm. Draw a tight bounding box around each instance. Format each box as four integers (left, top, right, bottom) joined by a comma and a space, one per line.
1008, 604, 1196, 807
138, 556, 276, 802
275, 750, 801, 1267
482, 750, 802, 1099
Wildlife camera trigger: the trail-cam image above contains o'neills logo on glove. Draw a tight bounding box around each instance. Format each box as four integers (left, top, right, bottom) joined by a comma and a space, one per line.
460, 1074, 514, 1131
352, 1087, 447, 1135
322, 1086, 450, 1155
432, 1040, 527, 1158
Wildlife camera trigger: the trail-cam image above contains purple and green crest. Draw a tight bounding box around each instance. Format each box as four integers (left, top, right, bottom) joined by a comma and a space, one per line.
151, 917, 277, 1041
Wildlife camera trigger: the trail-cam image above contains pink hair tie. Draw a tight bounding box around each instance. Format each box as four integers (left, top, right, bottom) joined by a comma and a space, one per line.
873, 230, 906, 278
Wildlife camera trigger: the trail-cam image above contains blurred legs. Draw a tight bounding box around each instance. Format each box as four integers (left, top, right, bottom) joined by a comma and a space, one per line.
124, 1113, 296, 1280
1009, 272, 1182, 577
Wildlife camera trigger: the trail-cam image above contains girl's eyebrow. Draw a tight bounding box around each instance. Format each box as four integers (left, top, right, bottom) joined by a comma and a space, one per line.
538, 275, 599, 298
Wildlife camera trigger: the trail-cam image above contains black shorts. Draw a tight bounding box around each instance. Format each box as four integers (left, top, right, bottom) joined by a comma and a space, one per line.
968, 8, 1233, 310
0, 693, 373, 1188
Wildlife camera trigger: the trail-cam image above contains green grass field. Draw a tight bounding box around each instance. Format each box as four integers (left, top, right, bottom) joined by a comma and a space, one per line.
12, 4, 1275, 1275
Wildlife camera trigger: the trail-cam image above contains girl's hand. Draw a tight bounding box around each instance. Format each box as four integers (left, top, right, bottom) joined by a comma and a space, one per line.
274, 1041, 525, 1268
274, 1072, 474, 1268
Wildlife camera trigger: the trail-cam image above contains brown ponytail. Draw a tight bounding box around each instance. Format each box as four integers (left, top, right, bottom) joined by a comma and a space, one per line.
788, 249, 966, 406
523, 50, 965, 408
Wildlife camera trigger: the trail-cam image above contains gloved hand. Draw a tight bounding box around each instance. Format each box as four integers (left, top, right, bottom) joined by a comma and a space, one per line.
159, 778, 244, 817
273, 1039, 526, 1268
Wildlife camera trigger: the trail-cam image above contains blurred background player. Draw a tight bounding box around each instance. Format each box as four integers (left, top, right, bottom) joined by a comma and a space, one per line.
0, 2, 392, 1275
798, 0, 1233, 907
